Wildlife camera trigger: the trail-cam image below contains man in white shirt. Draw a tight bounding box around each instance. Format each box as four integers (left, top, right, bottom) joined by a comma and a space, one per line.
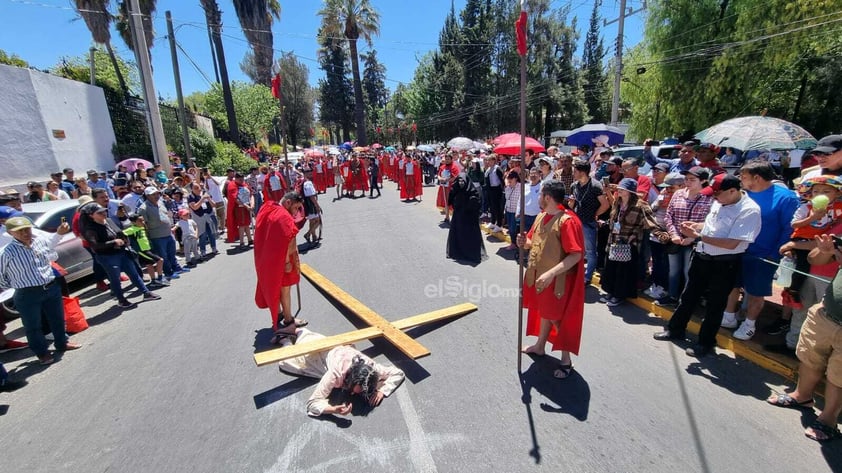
653, 174, 761, 357
301, 170, 322, 246
517, 168, 544, 234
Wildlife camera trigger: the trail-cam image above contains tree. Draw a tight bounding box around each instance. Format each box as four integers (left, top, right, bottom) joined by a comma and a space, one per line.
317, 0, 381, 146
72, 0, 129, 97
54, 48, 140, 93
458, 0, 494, 136
581, 0, 607, 123
317, 27, 355, 143
276, 53, 315, 147
203, 81, 277, 146
0, 49, 30, 68
233, 0, 281, 86
201, 0, 241, 147
361, 49, 389, 130
114, 0, 157, 59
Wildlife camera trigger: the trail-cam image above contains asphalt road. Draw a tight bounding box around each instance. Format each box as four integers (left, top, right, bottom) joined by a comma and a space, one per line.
1, 182, 840, 473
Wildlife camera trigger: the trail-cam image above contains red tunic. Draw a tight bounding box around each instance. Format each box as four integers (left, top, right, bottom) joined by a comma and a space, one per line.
400, 158, 424, 200
253, 201, 300, 330
522, 209, 586, 355
313, 161, 327, 193
435, 163, 460, 208
224, 180, 239, 242
262, 170, 289, 203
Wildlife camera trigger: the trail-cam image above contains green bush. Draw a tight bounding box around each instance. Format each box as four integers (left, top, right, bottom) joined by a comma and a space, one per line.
208, 140, 257, 175
170, 128, 217, 168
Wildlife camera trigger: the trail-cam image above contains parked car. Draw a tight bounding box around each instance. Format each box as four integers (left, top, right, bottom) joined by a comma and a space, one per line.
1, 200, 93, 319
613, 144, 682, 176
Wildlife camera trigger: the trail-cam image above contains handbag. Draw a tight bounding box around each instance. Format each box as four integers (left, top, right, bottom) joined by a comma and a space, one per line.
63, 296, 88, 333
608, 242, 632, 262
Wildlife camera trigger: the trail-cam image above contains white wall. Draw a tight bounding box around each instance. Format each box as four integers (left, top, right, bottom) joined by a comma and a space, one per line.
0, 64, 117, 187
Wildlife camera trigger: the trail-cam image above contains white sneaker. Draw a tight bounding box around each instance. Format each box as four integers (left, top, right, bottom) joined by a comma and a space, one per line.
492, 225, 503, 233
720, 313, 739, 329
648, 285, 665, 299
733, 322, 756, 340
644, 284, 659, 298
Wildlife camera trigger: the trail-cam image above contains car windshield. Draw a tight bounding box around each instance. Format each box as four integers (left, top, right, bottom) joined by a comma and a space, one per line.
615, 149, 644, 159
26, 207, 76, 233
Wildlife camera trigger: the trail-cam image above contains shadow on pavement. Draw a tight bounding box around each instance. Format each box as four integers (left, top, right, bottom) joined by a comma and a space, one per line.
684, 353, 786, 400
86, 306, 126, 327
253, 376, 315, 410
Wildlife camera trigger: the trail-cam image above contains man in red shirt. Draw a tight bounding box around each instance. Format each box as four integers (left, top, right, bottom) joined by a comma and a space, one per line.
517, 180, 586, 379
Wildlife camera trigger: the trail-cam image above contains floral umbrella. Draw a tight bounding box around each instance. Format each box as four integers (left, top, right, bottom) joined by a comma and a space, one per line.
447, 137, 475, 150
694, 115, 817, 151
115, 157, 154, 172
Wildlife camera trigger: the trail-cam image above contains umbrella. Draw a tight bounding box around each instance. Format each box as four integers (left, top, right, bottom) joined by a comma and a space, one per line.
694, 115, 817, 151
473, 141, 490, 151
327, 147, 341, 155
550, 129, 572, 138
370, 143, 383, 149
447, 137, 475, 150
339, 143, 353, 151
564, 124, 625, 146
493, 132, 521, 144
494, 136, 545, 155
417, 144, 436, 152
385, 146, 396, 152
304, 149, 325, 158
353, 146, 369, 152
406, 145, 416, 151
115, 157, 153, 172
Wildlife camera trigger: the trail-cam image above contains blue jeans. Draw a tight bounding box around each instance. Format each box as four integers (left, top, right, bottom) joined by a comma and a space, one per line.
95, 252, 149, 299
668, 245, 693, 299
150, 235, 181, 277
14, 281, 66, 356
581, 220, 598, 282
506, 211, 518, 243
649, 240, 670, 289
84, 246, 108, 283
253, 189, 263, 216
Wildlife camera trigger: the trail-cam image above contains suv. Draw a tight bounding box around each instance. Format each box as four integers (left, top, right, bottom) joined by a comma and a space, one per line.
613, 145, 682, 175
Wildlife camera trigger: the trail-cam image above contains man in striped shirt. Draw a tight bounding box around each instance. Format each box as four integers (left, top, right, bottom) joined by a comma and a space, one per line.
0, 217, 81, 365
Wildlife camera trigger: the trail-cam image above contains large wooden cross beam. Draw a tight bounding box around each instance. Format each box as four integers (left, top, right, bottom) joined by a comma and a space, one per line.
253, 264, 477, 367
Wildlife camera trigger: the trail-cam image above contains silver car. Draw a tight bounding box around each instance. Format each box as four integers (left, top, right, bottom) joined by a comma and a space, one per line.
1, 200, 93, 318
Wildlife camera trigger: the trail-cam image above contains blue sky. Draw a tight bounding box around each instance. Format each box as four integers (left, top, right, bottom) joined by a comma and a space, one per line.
0, 0, 643, 99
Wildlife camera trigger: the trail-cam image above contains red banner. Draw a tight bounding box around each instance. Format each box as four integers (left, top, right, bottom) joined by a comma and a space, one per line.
515, 8, 528, 56
271, 74, 281, 99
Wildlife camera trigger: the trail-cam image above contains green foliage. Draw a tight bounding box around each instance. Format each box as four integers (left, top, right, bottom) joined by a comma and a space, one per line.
203, 81, 278, 146
276, 53, 315, 147
582, 0, 608, 123
317, 26, 355, 143
208, 139, 256, 174
53, 47, 139, 93
169, 127, 217, 168
0, 49, 29, 68
362, 49, 389, 127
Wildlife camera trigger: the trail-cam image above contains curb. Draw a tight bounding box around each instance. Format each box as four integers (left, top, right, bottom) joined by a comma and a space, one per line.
479, 224, 800, 382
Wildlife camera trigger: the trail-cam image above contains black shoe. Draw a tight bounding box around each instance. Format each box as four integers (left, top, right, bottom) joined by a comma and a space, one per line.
654, 330, 685, 341
686, 344, 713, 357
117, 298, 134, 308
764, 317, 791, 336
143, 292, 161, 301
0, 377, 27, 392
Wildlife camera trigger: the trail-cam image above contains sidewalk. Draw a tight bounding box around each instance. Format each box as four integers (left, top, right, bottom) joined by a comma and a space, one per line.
479, 224, 801, 382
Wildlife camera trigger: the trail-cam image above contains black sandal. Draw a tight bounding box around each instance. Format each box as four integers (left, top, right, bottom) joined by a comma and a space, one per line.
805, 420, 842, 442
553, 364, 574, 379
767, 393, 814, 410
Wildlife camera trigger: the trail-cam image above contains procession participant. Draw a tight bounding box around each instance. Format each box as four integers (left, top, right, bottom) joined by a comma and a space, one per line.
369, 155, 381, 198
436, 152, 461, 222
401, 154, 423, 202
346, 154, 369, 198
301, 170, 322, 245
517, 180, 585, 379
446, 171, 485, 264
222, 167, 239, 243
278, 328, 405, 417
325, 155, 336, 188
653, 174, 761, 357
313, 157, 327, 194
333, 155, 345, 200
0, 216, 81, 365
262, 164, 289, 204
253, 191, 308, 340
396, 151, 406, 191
232, 174, 253, 248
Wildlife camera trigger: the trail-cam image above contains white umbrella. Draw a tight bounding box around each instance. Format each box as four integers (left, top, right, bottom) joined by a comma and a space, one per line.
694, 116, 817, 151
447, 137, 475, 150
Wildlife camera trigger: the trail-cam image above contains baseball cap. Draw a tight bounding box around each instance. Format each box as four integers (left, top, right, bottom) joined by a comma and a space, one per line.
0, 206, 23, 220
87, 169, 98, 176
144, 186, 160, 196
682, 140, 697, 148
653, 163, 670, 173
707, 173, 741, 195
681, 166, 711, 181
618, 177, 638, 193
536, 157, 552, 167
4, 216, 33, 232
695, 142, 719, 152
811, 135, 842, 155
80, 203, 108, 215
177, 208, 189, 217
657, 172, 685, 188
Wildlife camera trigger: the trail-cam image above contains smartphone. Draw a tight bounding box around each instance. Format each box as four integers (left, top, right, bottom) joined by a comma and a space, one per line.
60, 216, 67, 224
601, 177, 609, 186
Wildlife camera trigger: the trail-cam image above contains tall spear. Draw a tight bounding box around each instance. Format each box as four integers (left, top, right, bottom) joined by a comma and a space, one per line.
515, 0, 528, 373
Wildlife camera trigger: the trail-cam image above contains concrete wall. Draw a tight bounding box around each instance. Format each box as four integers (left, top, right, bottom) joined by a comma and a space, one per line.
0, 64, 116, 187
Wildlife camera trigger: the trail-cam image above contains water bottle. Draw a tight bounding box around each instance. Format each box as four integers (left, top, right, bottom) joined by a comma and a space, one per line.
777, 256, 796, 287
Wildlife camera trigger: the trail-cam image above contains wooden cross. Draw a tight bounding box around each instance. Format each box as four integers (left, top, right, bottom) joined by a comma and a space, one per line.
253, 263, 477, 367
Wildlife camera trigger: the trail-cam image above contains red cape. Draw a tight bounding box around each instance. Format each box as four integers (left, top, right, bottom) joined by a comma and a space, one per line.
262, 171, 289, 204
224, 180, 239, 243
400, 158, 424, 200
253, 201, 300, 330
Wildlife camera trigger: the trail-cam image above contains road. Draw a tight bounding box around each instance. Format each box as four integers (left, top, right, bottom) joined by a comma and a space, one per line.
1, 182, 839, 473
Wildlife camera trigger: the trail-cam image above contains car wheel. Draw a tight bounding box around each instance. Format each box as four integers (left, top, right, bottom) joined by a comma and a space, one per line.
2, 299, 20, 321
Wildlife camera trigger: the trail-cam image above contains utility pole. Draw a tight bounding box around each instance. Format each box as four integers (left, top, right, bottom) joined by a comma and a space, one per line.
606, 0, 646, 126
166, 11, 194, 167
89, 47, 96, 85
128, 0, 170, 173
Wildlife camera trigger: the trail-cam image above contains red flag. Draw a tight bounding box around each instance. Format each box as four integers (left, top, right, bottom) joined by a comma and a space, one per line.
271, 74, 281, 99
515, 2, 528, 57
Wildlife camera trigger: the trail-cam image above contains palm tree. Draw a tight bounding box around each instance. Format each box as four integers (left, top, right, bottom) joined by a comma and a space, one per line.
114, 0, 157, 60
318, 0, 380, 146
73, 0, 128, 97
200, 0, 241, 147
232, 0, 281, 86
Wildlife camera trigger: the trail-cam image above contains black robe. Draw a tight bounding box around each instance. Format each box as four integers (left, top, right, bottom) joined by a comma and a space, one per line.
446, 175, 486, 264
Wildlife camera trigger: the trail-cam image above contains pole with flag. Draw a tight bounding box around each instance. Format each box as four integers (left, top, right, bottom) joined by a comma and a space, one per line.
515, 0, 528, 373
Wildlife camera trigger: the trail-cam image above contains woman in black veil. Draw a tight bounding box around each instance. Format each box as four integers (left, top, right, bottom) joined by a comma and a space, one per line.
446, 172, 487, 264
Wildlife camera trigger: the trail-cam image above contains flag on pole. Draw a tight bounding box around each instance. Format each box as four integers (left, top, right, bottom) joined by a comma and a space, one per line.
515, 0, 528, 56
271, 74, 282, 99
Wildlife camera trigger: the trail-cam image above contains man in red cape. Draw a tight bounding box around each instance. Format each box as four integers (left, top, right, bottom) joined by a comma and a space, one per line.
262, 165, 289, 204
223, 168, 239, 243
400, 155, 424, 201
516, 179, 585, 380
254, 191, 308, 337
313, 158, 327, 194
